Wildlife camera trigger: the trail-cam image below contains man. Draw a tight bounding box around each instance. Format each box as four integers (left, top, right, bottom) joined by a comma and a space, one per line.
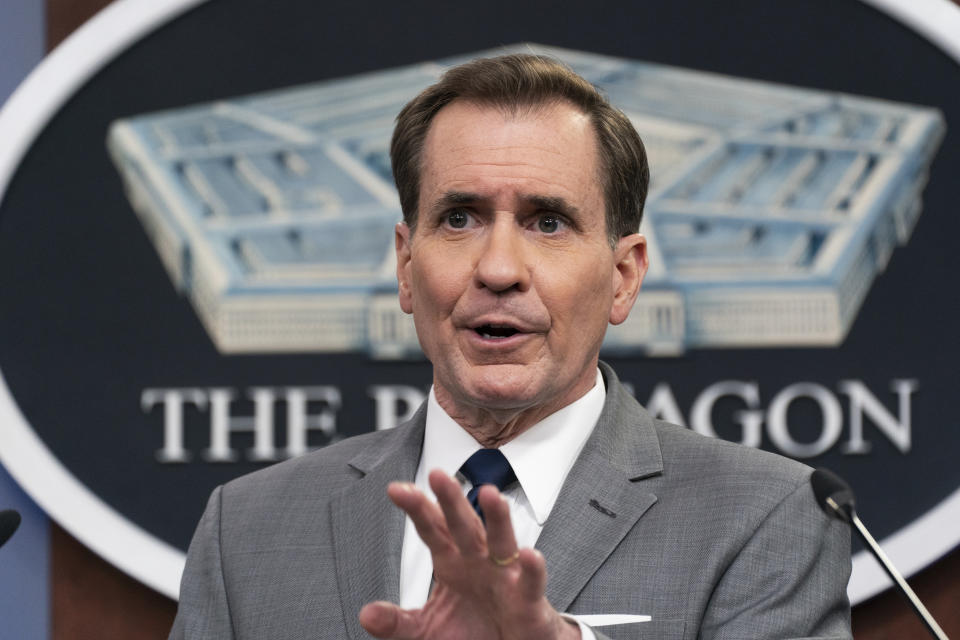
170, 54, 851, 640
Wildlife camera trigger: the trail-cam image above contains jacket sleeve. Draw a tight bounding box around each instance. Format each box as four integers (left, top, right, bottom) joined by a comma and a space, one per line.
168, 486, 236, 640
699, 474, 852, 640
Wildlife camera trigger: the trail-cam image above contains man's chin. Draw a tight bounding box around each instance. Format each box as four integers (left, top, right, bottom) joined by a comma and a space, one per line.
452, 365, 546, 410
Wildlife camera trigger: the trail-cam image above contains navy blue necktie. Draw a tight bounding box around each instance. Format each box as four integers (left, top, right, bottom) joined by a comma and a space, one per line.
459, 449, 517, 523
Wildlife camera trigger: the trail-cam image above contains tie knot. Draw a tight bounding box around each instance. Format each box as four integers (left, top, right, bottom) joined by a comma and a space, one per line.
460, 449, 517, 492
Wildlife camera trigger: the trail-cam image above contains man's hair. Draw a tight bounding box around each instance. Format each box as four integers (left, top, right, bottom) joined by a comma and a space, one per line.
390, 53, 649, 245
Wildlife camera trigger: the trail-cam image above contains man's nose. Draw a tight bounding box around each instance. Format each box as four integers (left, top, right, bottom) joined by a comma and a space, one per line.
474, 218, 530, 293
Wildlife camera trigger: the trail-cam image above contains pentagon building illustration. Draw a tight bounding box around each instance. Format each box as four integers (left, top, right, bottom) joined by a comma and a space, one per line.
107, 45, 945, 357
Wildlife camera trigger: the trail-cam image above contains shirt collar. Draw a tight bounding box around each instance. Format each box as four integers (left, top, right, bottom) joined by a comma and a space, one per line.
421, 368, 606, 524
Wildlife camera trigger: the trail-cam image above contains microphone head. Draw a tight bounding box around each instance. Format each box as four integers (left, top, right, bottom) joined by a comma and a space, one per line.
810, 468, 856, 522
0, 509, 21, 548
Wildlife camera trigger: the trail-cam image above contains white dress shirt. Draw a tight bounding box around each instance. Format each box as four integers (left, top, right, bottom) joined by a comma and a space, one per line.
398, 369, 606, 638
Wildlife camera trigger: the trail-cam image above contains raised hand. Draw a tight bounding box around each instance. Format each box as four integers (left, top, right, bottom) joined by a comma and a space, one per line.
358, 470, 580, 640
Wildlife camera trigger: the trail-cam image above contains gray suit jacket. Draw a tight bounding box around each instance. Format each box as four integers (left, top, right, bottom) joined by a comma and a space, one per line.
170, 363, 851, 640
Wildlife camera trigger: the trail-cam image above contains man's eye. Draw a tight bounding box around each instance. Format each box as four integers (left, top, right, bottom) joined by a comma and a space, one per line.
446, 210, 470, 229
538, 215, 562, 233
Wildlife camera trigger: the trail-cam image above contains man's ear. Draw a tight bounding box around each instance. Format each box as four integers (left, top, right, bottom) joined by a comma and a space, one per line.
609, 233, 648, 326
396, 222, 414, 314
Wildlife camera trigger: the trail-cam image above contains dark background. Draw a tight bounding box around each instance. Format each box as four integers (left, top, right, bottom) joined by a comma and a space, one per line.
1, 0, 958, 637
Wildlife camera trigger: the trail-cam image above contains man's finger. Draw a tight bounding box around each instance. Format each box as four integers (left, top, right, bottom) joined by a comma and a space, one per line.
477, 485, 519, 566
387, 482, 454, 555
429, 470, 487, 557
358, 601, 423, 640
515, 548, 548, 602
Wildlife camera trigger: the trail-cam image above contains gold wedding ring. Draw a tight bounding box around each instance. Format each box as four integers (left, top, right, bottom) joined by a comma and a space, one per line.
490, 550, 520, 567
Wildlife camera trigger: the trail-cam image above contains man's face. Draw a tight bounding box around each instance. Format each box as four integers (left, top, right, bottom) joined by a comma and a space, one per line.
396, 100, 647, 426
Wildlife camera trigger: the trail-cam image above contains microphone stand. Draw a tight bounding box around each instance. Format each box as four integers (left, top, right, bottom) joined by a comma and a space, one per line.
824, 496, 950, 640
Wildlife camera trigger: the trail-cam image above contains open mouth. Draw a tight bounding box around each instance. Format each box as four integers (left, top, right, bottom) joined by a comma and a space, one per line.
474, 324, 520, 339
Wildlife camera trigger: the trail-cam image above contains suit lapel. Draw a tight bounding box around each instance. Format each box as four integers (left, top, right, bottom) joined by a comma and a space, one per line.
538, 363, 664, 612
331, 406, 426, 640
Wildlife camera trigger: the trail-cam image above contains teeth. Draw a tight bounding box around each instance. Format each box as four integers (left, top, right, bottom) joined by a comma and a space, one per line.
476, 324, 519, 339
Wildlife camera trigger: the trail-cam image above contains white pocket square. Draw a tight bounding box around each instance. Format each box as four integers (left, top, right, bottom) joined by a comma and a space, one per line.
571, 614, 651, 626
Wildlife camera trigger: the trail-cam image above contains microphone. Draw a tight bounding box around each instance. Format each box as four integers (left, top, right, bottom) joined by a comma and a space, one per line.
0, 509, 21, 548
810, 468, 950, 640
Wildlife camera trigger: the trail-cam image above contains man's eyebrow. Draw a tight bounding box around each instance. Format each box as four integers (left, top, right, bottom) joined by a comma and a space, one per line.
524, 195, 580, 218
431, 191, 481, 211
